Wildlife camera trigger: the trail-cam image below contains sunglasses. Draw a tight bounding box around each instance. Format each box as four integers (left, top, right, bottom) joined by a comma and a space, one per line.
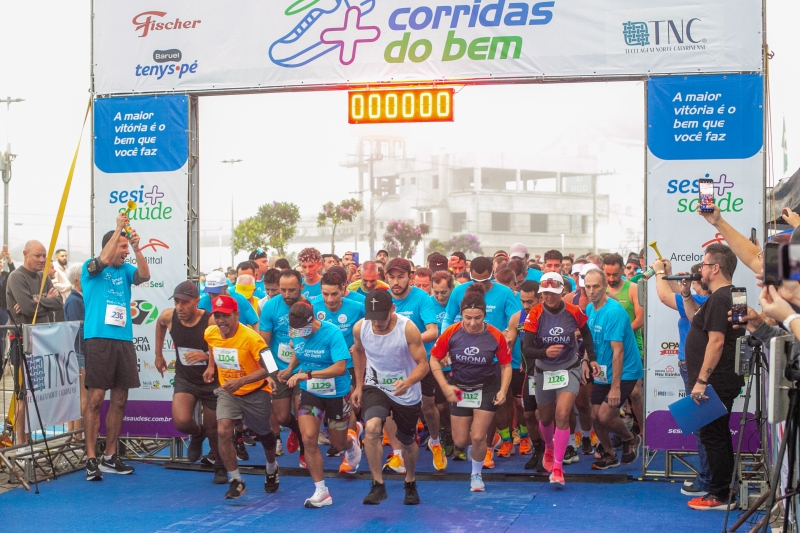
541, 279, 564, 289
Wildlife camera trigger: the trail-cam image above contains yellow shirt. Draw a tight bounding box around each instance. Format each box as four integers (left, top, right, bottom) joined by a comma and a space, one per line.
204, 324, 271, 396
347, 279, 390, 296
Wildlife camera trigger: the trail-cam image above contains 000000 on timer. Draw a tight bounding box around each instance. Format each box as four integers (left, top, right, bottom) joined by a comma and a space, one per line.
348, 88, 454, 124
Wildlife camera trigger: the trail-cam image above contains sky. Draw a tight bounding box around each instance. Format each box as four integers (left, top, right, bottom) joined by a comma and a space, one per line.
0, 1, 797, 267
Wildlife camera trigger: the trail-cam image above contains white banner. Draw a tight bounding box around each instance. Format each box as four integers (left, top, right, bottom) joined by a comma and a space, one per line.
24, 322, 82, 432
93, 0, 763, 95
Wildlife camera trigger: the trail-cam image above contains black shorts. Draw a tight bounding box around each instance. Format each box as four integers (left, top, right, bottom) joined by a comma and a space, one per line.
269, 369, 297, 400
85, 338, 140, 390
361, 385, 421, 446
590, 379, 639, 406
522, 373, 538, 412
449, 378, 501, 417
420, 370, 447, 404
298, 390, 351, 431
510, 369, 526, 399
173, 375, 218, 410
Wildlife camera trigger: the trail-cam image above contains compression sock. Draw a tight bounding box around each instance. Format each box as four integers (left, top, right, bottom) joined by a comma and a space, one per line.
519, 425, 529, 438
553, 428, 570, 469
539, 421, 555, 450
499, 428, 512, 442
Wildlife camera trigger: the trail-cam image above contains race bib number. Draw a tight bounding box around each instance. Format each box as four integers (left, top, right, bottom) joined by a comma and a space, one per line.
177, 347, 206, 367
376, 370, 406, 392
595, 365, 609, 384
528, 375, 536, 396
543, 369, 569, 391
307, 377, 336, 396
457, 389, 482, 409
276, 343, 294, 364
104, 304, 126, 327
214, 348, 240, 370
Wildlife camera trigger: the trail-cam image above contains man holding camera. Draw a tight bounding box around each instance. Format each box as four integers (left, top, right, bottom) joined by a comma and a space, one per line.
684, 243, 744, 511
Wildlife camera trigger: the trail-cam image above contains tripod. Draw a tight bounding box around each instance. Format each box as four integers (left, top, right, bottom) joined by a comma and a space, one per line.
723, 337, 767, 532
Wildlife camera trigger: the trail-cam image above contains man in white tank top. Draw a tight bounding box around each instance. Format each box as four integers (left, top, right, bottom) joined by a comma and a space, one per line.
351, 290, 429, 506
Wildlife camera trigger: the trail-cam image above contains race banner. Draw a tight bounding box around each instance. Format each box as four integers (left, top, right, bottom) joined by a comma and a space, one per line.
644, 74, 763, 451
23, 322, 82, 433
93, 0, 762, 95
93, 95, 190, 437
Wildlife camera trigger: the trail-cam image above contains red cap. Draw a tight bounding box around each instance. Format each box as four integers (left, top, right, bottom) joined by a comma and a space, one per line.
211, 295, 238, 314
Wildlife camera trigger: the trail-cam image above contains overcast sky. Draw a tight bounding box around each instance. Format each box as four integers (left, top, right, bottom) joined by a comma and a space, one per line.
0, 1, 796, 263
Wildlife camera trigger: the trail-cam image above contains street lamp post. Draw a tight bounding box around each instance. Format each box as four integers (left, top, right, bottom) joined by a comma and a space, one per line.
0, 97, 25, 248
221, 159, 243, 268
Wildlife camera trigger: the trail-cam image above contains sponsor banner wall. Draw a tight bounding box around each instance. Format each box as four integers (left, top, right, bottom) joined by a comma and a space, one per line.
24, 322, 82, 432
645, 74, 763, 451
94, 95, 189, 437
93, 0, 762, 95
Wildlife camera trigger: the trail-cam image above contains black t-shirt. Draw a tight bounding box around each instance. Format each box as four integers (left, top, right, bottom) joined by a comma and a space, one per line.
685, 285, 745, 394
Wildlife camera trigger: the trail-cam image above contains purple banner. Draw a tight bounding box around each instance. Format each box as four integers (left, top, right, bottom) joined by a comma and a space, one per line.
100, 400, 183, 438
646, 411, 760, 452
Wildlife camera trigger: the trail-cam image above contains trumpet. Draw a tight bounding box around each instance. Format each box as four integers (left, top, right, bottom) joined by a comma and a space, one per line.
641, 240, 663, 280
648, 240, 662, 260
124, 201, 136, 238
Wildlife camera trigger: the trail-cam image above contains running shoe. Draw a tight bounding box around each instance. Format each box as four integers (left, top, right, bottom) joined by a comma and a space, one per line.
363, 480, 388, 505
524, 440, 546, 472
683, 479, 695, 488
611, 434, 624, 449
356, 421, 365, 443
594, 442, 605, 459
549, 466, 565, 486
581, 436, 593, 456
201, 453, 216, 466
326, 447, 344, 457
687, 494, 735, 511
304, 487, 332, 508
99, 454, 135, 475
591, 453, 620, 470
470, 474, 485, 492
418, 425, 430, 449
621, 434, 641, 464
234, 436, 249, 461
345, 429, 362, 469
264, 465, 280, 493
442, 431, 455, 457
497, 440, 515, 458
86, 458, 103, 481
429, 441, 447, 471
573, 431, 582, 449
275, 438, 284, 457
339, 457, 358, 474
225, 478, 246, 499
213, 462, 228, 485
382, 428, 391, 446
299, 455, 307, 469
242, 430, 256, 446
187, 428, 206, 463
543, 448, 555, 472
491, 432, 502, 451
384, 453, 406, 474
483, 448, 495, 469
518, 437, 532, 455
404, 481, 420, 505
590, 429, 599, 446
563, 445, 579, 464
681, 484, 708, 497
286, 430, 300, 454
453, 447, 467, 461
318, 429, 331, 446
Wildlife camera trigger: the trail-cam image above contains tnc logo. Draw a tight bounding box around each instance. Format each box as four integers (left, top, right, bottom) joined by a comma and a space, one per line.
464, 347, 480, 356
549, 327, 564, 335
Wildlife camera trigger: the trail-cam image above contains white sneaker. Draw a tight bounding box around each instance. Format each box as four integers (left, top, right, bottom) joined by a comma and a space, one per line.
345, 432, 362, 469
470, 474, 485, 492
318, 430, 331, 446
275, 439, 284, 457
304, 487, 333, 508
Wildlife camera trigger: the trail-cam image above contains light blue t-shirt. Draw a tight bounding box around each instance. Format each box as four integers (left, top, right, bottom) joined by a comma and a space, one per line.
303, 279, 321, 300
586, 298, 644, 383
393, 286, 437, 339
442, 281, 521, 332
426, 295, 448, 355
258, 296, 292, 370
296, 320, 352, 398
526, 268, 576, 291
344, 290, 366, 305
199, 292, 259, 326
313, 297, 365, 370
81, 260, 137, 341
676, 293, 710, 361
511, 308, 529, 369
253, 279, 266, 300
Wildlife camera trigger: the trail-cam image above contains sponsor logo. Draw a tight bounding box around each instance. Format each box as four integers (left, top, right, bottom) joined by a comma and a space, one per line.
153, 49, 182, 63
27, 352, 80, 391
659, 341, 679, 356
464, 346, 480, 356
622, 18, 706, 53
316, 311, 326, 320
668, 428, 683, 434
168, 360, 176, 373
136, 280, 166, 288
338, 314, 348, 324
653, 389, 675, 397
133, 336, 151, 352
679, 390, 687, 398
667, 173, 743, 214
109, 185, 173, 220
455, 354, 487, 364
549, 327, 564, 336
139, 238, 170, 253
131, 300, 159, 325
132, 11, 201, 38
135, 60, 199, 81
654, 365, 680, 378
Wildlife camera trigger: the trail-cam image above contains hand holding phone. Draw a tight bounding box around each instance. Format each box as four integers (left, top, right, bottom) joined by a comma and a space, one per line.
699, 178, 714, 213
731, 288, 747, 325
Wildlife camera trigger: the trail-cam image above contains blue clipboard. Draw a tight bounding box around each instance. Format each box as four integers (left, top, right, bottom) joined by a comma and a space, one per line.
668, 384, 728, 435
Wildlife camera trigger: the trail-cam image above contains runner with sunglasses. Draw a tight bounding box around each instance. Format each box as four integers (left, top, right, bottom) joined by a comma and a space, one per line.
522, 272, 598, 486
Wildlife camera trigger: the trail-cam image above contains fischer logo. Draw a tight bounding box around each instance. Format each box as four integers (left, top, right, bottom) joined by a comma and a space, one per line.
659, 341, 678, 356
132, 12, 201, 38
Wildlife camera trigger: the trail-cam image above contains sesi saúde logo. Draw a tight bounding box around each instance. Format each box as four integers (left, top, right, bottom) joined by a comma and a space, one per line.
132, 11, 202, 38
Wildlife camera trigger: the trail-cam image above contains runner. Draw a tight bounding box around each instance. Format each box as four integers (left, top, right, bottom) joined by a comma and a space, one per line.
154, 281, 226, 483
259, 269, 306, 467
449, 252, 467, 275
199, 271, 259, 328
347, 261, 389, 296
327, 265, 365, 305
202, 295, 279, 499
375, 249, 389, 268
249, 249, 268, 299
430, 285, 512, 492
521, 272, 596, 486
413, 267, 433, 295
298, 247, 324, 300
279, 301, 360, 508
351, 290, 428, 505
582, 269, 643, 469
234, 274, 260, 318
426, 270, 456, 458
257, 268, 282, 312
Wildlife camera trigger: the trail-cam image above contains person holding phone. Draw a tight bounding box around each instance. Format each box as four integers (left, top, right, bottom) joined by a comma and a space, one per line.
430, 284, 512, 493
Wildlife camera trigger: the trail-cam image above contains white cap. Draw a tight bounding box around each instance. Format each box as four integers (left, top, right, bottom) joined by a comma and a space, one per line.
571, 263, 584, 275
538, 272, 565, 294
509, 242, 528, 259
579, 263, 602, 288
204, 271, 227, 293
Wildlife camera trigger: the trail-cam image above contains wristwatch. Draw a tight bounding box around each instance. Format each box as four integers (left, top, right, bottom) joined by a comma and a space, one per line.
306, 370, 313, 380
783, 314, 800, 332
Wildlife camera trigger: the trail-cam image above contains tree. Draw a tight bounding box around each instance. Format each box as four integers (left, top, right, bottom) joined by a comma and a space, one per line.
233, 201, 300, 257
444, 234, 483, 256
426, 239, 447, 256
317, 198, 363, 254
383, 220, 430, 259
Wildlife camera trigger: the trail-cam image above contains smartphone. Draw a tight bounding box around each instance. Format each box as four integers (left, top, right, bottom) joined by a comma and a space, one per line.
352, 251, 360, 267
779, 243, 800, 282
731, 288, 747, 325
750, 228, 757, 244
454, 388, 463, 402
764, 242, 781, 286
699, 178, 715, 213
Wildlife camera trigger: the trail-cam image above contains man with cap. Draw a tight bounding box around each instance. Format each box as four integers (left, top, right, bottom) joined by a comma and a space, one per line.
624, 255, 643, 282
249, 249, 269, 299
375, 249, 389, 268
352, 290, 429, 505
154, 281, 226, 483
427, 252, 449, 274
199, 271, 259, 328
82, 213, 150, 482
203, 295, 280, 499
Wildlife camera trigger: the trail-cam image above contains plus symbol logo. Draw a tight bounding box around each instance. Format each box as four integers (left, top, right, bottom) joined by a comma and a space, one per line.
711, 173, 734, 196
320, 7, 380, 66
143, 185, 165, 206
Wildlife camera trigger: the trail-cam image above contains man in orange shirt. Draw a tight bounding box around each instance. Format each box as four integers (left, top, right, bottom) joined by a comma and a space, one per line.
204, 295, 279, 499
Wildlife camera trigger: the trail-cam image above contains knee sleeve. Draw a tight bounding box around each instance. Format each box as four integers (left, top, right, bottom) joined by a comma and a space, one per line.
255, 431, 276, 450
